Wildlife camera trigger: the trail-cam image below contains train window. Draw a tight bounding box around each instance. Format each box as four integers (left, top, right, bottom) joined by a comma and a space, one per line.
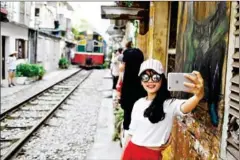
78, 45, 85, 52
94, 46, 102, 53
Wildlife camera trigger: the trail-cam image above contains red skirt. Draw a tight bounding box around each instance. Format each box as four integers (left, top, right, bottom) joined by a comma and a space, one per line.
122, 141, 163, 160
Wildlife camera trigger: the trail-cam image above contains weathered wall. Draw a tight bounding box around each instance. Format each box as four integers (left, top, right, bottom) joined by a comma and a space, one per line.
167, 2, 231, 159
37, 33, 62, 72
151, 2, 169, 67
137, 2, 169, 67
137, 32, 148, 59
122, 21, 135, 48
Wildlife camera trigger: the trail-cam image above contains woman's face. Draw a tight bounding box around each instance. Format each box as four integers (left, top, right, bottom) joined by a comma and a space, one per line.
141, 70, 162, 94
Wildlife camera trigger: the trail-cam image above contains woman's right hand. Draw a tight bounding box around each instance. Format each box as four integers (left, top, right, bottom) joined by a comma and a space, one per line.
184, 71, 204, 100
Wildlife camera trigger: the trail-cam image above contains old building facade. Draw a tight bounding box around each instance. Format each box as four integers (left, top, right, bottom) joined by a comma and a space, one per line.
1, 2, 75, 81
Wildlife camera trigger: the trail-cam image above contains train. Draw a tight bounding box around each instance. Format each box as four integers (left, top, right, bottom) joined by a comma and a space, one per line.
71, 30, 107, 68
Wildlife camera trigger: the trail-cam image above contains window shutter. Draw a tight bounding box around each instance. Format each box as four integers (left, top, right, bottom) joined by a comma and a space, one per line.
226, 2, 240, 160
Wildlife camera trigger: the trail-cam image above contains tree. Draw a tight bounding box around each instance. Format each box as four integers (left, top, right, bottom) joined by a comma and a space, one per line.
71, 27, 79, 40
72, 19, 95, 40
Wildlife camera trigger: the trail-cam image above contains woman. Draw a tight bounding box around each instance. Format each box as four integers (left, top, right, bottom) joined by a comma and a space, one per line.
119, 48, 147, 146
115, 40, 133, 94
7, 51, 17, 87
121, 58, 204, 160
110, 49, 120, 90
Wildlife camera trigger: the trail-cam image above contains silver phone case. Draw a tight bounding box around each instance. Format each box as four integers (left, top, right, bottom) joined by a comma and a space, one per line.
167, 73, 195, 92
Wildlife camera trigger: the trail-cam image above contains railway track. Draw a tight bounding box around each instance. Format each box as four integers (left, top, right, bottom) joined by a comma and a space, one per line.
0, 69, 92, 160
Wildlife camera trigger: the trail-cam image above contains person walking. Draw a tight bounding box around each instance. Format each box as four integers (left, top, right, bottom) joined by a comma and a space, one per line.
116, 41, 132, 99
119, 48, 147, 146
110, 49, 120, 91
7, 51, 18, 87
121, 58, 204, 160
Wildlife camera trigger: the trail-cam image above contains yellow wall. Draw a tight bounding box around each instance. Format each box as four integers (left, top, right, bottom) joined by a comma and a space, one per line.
151, 2, 170, 67
137, 32, 149, 59
137, 2, 170, 67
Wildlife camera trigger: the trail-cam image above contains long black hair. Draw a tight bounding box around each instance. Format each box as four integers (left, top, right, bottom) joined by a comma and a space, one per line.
120, 48, 146, 108
143, 74, 171, 123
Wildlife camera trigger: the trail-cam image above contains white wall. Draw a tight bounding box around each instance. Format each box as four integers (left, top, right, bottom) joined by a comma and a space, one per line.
1, 22, 28, 41
57, 2, 67, 15
1, 22, 29, 79
12, 2, 20, 23
37, 35, 62, 72
1, 22, 28, 57
1, 22, 28, 58
39, 5, 55, 29
29, 2, 36, 28
33, 2, 56, 29
6, 2, 30, 26
59, 40, 66, 57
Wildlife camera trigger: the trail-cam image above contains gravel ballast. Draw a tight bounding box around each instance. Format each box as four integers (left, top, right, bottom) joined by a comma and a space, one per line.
15, 69, 109, 160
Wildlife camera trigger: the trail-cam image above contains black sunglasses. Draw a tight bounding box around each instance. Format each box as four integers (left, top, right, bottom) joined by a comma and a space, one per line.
141, 73, 162, 82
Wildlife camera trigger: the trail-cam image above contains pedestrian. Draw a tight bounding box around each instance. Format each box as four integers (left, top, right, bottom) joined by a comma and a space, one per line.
70, 46, 75, 63
7, 51, 18, 87
121, 58, 204, 160
115, 48, 124, 99
110, 49, 121, 92
116, 41, 132, 99
116, 55, 124, 99
119, 48, 147, 146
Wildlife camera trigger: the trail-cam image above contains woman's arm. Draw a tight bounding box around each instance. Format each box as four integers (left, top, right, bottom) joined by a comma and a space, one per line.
116, 63, 125, 96
119, 62, 125, 72
180, 71, 204, 114
120, 134, 132, 160
124, 134, 132, 149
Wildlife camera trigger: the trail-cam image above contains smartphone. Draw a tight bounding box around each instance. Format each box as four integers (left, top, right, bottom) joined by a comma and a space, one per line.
167, 73, 195, 91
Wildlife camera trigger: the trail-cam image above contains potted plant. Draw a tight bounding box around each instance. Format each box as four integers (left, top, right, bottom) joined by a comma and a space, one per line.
16, 63, 46, 84
58, 57, 69, 69
38, 65, 46, 80
112, 105, 124, 144
30, 64, 40, 81
16, 63, 29, 84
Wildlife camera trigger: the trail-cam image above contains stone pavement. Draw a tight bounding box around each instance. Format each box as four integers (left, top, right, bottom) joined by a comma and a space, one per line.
1, 66, 80, 112
86, 70, 122, 160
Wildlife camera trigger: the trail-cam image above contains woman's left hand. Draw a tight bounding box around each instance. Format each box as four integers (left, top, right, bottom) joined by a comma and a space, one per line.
184, 71, 204, 100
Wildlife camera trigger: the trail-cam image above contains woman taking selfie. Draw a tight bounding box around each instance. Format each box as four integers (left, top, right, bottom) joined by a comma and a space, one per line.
121, 58, 204, 160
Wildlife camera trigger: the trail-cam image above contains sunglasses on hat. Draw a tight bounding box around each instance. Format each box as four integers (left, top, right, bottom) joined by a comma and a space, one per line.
141, 73, 162, 82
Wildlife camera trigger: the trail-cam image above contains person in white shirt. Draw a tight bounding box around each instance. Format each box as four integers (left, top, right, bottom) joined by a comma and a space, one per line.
121, 58, 204, 160
7, 51, 18, 87
110, 49, 122, 90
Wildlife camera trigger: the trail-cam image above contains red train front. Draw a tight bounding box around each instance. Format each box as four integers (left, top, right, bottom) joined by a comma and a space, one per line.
72, 30, 106, 68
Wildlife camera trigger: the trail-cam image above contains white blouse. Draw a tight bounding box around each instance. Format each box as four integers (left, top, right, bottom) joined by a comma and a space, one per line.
7, 56, 17, 70
128, 97, 187, 147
